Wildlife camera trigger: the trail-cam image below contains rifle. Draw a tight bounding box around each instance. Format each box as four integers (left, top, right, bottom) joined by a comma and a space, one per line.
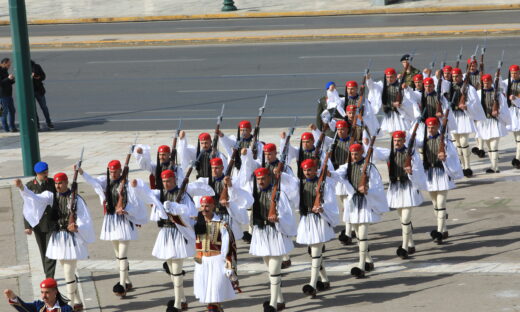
346, 59, 372, 145
115, 135, 138, 214
211, 104, 225, 158
458, 64, 472, 107
268, 118, 296, 220
492, 50, 504, 117
313, 132, 338, 209
359, 130, 379, 194
171, 119, 182, 165
429, 54, 437, 78
252, 94, 268, 159
455, 46, 463, 69
176, 152, 204, 204
480, 35, 487, 74
68, 147, 84, 228
314, 104, 337, 159
438, 109, 450, 156
436, 54, 444, 115
219, 139, 242, 203
404, 121, 420, 169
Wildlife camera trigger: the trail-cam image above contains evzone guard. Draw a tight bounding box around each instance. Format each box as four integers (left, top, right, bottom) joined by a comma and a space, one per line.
80, 150, 148, 297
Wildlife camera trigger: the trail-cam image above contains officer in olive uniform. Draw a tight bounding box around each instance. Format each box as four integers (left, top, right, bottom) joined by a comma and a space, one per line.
24, 161, 57, 278
400, 54, 421, 87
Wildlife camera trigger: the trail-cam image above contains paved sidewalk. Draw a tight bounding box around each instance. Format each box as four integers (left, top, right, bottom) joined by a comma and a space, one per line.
1, 128, 520, 311
0, 0, 519, 24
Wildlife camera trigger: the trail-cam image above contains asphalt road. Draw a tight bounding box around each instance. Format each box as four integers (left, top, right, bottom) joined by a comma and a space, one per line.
15, 35, 515, 132
0, 10, 517, 37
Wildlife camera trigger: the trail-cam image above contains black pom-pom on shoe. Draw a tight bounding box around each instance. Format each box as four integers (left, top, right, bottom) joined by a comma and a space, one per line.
113, 282, 126, 297
396, 246, 409, 259
302, 284, 317, 297
316, 281, 330, 291
242, 231, 252, 244
430, 230, 443, 244
364, 262, 375, 272
338, 230, 352, 245
350, 267, 365, 278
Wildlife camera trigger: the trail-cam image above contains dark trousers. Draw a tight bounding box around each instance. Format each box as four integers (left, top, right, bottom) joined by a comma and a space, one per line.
34, 93, 52, 125
33, 226, 56, 278
0, 96, 15, 131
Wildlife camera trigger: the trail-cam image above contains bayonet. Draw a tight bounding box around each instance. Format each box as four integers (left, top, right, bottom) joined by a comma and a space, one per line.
217, 104, 225, 125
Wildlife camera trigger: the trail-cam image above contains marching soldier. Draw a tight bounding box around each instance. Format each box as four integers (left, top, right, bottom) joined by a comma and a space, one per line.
296, 159, 338, 297
311, 120, 356, 245
193, 196, 239, 312
475, 74, 512, 173
418, 117, 463, 244
131, 169, 212, 311
447, 67, 485, 177
80, 161, 148, 297
134, 144, 185, 188
219, 120, 264, 165
501, 64, 520, 169
331, 143, 389, 278
5, 278, 72, 312
367, 68, 414, 135
376, 131, 427, 259
178, 131, 228, 179
466, 58, 482, 90
400, 54, 421, 87
23, 161, 57, 279
239, 167, 297, 312
16, 172, 95, 312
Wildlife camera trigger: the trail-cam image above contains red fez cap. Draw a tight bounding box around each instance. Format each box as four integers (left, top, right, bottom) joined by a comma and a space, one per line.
198, 132, 211, 141
451, 68, 462, 75
158, 145, 170, 153
239, 120, 252, 129
346, 80, 358, 88
301, 132, 314, 141
442, 65, 453, 73
346, 105, 357, 112
349, 143, 363, 152
423, 77, 434, 86
263, 143, 276, 153
385, 68, 396, 75
413, 74, 423, 82
425, 117, 439, 126
161, 169, 175, 179
108, 160, 121, 170
300, 158, 317, 169
210, 157, 223, 167
53, 172, 68, 183
40, 278, 57, 289
336, 120, 349, 129
510, 64, 520, 72
481, 74, 492, 82
254, 167, 269, 178
200, 196, 214, 205
467, 58, 477, 64
392, 131, 406, 139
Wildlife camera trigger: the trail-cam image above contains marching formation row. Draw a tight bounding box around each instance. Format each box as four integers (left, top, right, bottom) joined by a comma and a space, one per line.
7, 51, 520, 312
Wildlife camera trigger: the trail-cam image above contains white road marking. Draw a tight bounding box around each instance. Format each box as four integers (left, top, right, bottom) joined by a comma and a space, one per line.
58, 116, 315, 122
86, 58, 205, 64
299, 53, 412, 59
85, 109, 213, 114
220, 71, 363, 78
174, 24, 306, 30
178, 87, 320, 93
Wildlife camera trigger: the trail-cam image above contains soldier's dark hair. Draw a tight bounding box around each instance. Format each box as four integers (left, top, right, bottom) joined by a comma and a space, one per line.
1, 58, 10, 64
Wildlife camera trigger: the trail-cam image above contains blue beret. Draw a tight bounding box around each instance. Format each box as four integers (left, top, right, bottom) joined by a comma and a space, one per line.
34, 161, 48, 173
325, 81, 335, 90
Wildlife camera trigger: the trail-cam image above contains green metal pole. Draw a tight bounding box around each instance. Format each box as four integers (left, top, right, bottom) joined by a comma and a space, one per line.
9, 0, 40, 176
222, 0, 237, 11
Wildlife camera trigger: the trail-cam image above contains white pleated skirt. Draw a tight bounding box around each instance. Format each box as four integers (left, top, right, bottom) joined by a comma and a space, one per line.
296, 214, 335, 245
426, 167, 455, 192
249, 225, 294, 257
386, 180, 424, 209
475, 117, 508, 140
451, 110, 476, 134
152, 226, 194, 260
381, 111, 411, 134
193, 255, 236, 304
46, 230, 88, 260
100, 214, 138, 241
347, 194, 381, 224
507, 106, 520, 132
